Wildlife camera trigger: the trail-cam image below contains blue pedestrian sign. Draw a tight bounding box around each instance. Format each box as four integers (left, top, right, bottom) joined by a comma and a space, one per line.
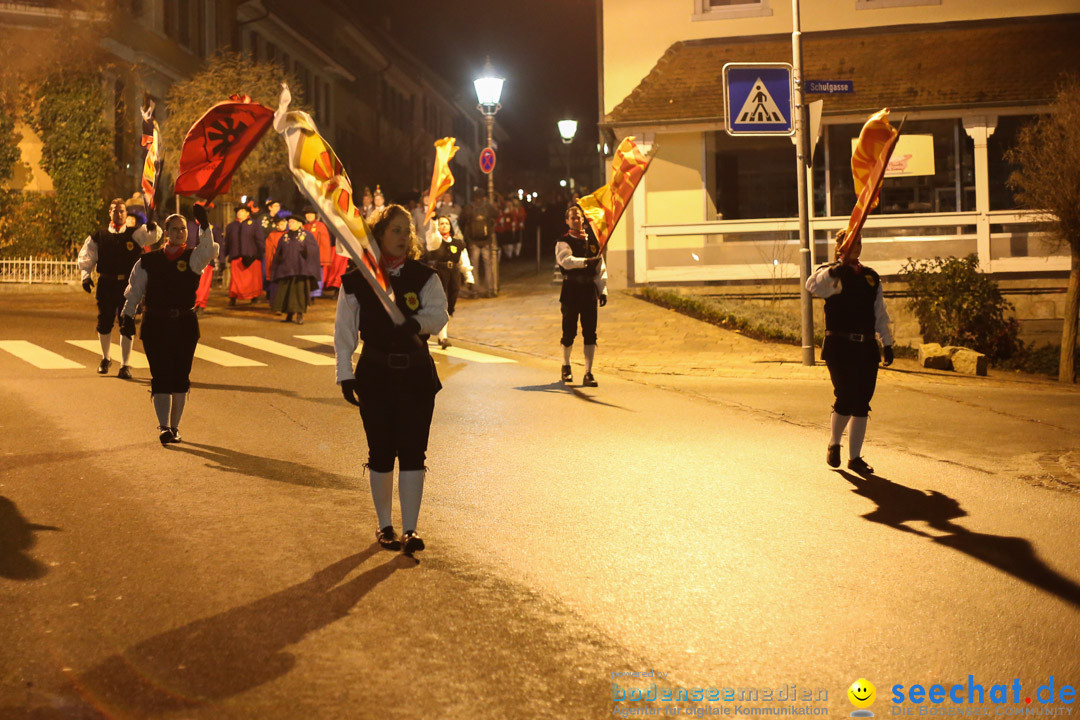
723, 63, 794, 137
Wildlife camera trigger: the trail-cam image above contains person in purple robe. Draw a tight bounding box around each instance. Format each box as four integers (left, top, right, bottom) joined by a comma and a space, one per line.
269, 212, 321, 324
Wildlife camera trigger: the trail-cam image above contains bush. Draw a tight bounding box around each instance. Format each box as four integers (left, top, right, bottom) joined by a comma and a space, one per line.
898, 254, 1020, 360
0, 190, 62, 257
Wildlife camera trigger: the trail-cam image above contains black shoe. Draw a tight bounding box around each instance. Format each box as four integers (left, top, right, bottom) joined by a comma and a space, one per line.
401, 531, 425, 554
158, 427, 172, 446
169, 427, 182, 444
826, 444, 841, 468
582, 372, 597, 387
438, 338, 451, 349
561, 365, 572, 383
117, 365, 132, 380
376, 526, 402, 550
848, 457, 874, 475
228, 297, 237, 306
283, 313, 293, 323
97, 358, 112, 374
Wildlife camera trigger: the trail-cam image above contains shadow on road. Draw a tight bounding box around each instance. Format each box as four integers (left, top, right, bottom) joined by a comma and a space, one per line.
0, 496, 59, 580
839, 470, 1080, 608
66, 546, 409, 716
513, 382, 631, 410
171, 442, 359, 490
3, 446, 144, 472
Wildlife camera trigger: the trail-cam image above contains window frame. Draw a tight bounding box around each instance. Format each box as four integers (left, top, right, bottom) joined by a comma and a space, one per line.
692, 0, 773, 22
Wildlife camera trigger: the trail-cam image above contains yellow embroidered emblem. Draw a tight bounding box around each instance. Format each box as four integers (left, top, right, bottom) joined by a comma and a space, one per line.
177, 260, 188, 272
404, 292, 420, 310
866, 275, 876, 287
450, 245, 459, 254
126, 241, 135, 251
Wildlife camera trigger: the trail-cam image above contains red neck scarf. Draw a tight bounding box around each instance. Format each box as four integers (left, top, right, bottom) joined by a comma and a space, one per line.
163, 243, 186, 261
381, 253, 406, 273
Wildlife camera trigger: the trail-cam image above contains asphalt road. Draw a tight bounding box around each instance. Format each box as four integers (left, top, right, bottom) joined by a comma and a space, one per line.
2, 291, 1079, 719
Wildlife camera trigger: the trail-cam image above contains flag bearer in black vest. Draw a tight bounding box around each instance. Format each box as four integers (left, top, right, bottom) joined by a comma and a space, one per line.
121, 207, 219, 446
425, 215, 474, 348
77, 198, 162, 379
806, 229, 894, 475
555, 205, 608, 387
334, 205, 449, 555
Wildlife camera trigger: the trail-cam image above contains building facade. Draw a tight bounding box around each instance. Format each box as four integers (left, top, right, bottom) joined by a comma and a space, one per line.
599, 1, 1080, 292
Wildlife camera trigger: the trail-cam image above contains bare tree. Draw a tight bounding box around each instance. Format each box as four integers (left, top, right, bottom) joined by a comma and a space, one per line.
1007, 75, 1080, 383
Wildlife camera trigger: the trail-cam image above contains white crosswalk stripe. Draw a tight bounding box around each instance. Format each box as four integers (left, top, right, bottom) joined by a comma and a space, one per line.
66, 340, 150, 368
0, 341, 84, 369
193, 344, 267, 367
221, 336, 336, 366
294, 335, 515, 364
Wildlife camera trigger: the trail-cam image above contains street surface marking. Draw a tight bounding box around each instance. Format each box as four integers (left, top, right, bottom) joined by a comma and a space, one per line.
295, 334, 515, 364
66, 340, 150, 368
295, 334, 358, 356
221, 336, 336, 366
0, 341, 84, 369
193, 344, 266, 367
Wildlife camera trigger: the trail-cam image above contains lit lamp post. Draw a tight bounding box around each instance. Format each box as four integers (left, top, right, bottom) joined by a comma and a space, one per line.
474, 58, 504, 295
557, 119, 578, 192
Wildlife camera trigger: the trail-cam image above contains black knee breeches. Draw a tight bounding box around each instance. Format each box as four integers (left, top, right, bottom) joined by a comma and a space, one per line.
141, 314, 199, 394
559, 283, 598, 347
95, 278, 133, 336
823, 337, 880, 417
355, 356, 440, 472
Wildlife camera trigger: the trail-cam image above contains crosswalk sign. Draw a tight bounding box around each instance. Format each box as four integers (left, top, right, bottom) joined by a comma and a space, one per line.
723, 63, 795, 136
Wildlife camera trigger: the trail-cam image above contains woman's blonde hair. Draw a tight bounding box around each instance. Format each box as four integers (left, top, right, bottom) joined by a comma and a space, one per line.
370, 204, 422, 259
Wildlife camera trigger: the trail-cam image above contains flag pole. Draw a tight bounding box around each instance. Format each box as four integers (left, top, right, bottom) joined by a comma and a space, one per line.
792, 0, 815, 366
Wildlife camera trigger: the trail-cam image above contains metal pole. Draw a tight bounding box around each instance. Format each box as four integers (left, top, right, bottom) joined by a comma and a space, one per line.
536, 225, 541, 275
792, 0, 815, 366
485, 114, 499, 296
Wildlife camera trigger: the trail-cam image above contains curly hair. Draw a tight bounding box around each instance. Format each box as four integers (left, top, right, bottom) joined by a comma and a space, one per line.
370, 204, 422, 259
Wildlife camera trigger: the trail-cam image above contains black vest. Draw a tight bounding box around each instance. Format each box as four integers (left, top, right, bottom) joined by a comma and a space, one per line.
142, 248, 201, 310
558, 232, 600, 283
429, 236, 467, 266
823, 263, 881, 336
94, 226, 143, 279
342, 260, 437, 352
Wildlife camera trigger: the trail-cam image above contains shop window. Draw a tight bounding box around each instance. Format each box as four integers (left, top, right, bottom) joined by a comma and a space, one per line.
826, 118, 974, 217
988, 114, 1037, 211
707, 132, 797, 220
692, 0, 772, 20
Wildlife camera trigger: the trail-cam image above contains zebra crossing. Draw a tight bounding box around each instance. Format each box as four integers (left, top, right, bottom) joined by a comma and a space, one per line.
0, 335, 516, 370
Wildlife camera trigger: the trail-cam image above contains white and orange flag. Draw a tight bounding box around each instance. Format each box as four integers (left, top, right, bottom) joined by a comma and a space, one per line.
841, 108, 901, 257
577, 136, 654, 251
273, 85, 403, 324
424, 137, 459, 225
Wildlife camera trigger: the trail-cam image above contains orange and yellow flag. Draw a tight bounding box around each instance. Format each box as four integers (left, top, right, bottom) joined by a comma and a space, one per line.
424, 137, 459, 225
577, 136, 654, 251
273, 85, 403, 324
841, 108, 900, 256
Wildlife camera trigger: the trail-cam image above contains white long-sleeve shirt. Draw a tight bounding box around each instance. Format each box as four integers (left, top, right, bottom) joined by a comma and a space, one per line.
555, 239, 608, 297
77, 223, 162, 281
806, 262, 893, 345
333, 269, 449, 383
121, 227, 220, 317
425, 227, 475, 284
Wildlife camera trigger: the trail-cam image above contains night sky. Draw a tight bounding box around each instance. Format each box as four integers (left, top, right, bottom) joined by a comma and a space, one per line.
352, 0, 600, 177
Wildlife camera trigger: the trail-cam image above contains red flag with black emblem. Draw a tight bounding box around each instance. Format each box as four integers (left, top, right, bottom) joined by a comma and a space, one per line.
174, 94, 275, 202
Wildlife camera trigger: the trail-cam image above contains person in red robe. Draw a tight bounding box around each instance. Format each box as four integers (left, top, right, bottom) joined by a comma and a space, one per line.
302, 206, 332, 299
222, 205, 265, 304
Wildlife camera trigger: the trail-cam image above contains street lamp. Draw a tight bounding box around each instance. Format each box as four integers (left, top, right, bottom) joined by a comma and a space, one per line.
474, 58, 504, 295
557, 119, 578, 191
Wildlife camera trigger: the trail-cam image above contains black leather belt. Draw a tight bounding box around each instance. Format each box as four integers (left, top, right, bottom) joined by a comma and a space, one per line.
145, 307, 195, 318
437, 261, 456, 269
825, 330, 871, 342
359, 348, 430, 369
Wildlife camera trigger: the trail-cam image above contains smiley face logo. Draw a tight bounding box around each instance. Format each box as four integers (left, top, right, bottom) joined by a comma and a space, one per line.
848, 678, 876, 716
404, 292, 419, 311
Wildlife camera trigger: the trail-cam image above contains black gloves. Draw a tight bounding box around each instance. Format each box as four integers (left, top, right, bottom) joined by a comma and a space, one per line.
599, 294, 608, 308
145, 221, 157, 235
882, 345, 894, 367
584, 256, 601, 271
193, 203, 209, 229
392, 318, 422, 341
827, 262, 843, 278
340, 378, 361, 407
82, 278, 94, 294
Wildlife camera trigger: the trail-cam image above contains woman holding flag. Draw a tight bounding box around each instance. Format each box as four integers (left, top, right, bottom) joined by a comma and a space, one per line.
334, 205, 448, 555
122, 205, 219, 446
806, 229, 894, 475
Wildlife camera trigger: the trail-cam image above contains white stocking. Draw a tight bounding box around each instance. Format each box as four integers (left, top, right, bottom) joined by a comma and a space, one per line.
152, 394, 171, 428
848, 416, 868, 460
98, 333, 111, 360
398, 469, 425, 534
584, 344, 596, 374
120, 335, 133, 366
369, 470, 394, 530
830, 412, 849, 446
169, 392, 187, 429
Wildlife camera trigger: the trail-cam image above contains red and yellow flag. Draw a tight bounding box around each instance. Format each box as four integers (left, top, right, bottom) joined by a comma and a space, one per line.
273, 85, 403, 324
841, 108, 900, 256
424, 137, 459, 225
139, 99, 163, 210
577, 136, 653, 251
